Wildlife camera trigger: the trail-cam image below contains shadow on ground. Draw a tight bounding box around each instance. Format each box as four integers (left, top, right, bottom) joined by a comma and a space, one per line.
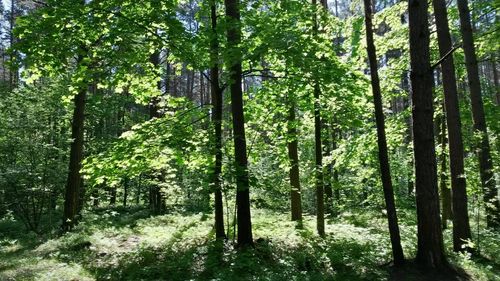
1, 208, 498, 281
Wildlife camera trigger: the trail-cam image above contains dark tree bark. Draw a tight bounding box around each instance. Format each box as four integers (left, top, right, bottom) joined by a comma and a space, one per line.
200, 71, 205, 105
148, 51, 166, 214
438, 104, 452, 230
492, 58, 499, 106
8, 0, 19, 90
149, 52, 162, 119
123, 178, 129, 207
287, 98, 303, 222
319, 0, 328, 9
312, 0, 325, 238
363, 0, 405, 265
109, 188, 117, 205
407, 113, 415, 197
224, 0, 253, 247
210, 0, 226, 239
314, 82, 325, 237
62, 62, 87, 231
408, 0, 447, 268
136, 175, 142, 205
432, 0, 472, 251
457, 0, 499, 228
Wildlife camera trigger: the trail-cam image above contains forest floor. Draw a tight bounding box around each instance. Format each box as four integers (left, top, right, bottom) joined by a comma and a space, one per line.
0, 207, 498, 281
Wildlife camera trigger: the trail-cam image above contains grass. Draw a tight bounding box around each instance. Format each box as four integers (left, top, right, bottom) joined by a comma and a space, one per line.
0, 207, 499, 280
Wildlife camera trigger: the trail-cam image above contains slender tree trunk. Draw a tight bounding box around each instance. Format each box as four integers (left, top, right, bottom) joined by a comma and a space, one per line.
312, 0, 325, 238
110, 188, 117, 205
9, 0, 18, 90
224, 0, 253, 247
210, 0, 226, 239
439, 104, 452, 230
149, 51, 164, 214
408, 0, 446, 268
407, 116, 415, 197
136, 175, 142, 205
320, 0, 328, 9
62, 63, 87, 231
432, 0, 472, 251
123, 178, 129, 207
492, 58, 499, 106
402, 71, 415, 197
457, 0, 499, 228
363, 0, 405, 265
287, 98, 302, 222
149, 52, 162, 119
314, 82, 325, 237
200, 71, 205, 105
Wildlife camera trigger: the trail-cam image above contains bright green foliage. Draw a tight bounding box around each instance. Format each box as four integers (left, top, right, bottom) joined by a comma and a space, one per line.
0, 79, 71, 232
0, 0, 498, 279
83, 96, 212, 207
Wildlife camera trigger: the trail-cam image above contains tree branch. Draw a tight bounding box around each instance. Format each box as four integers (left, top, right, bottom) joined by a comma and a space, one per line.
431, 43, 461, 70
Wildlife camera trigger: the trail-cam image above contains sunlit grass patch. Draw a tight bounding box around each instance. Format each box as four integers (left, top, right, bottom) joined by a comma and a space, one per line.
0, 207, 498, 280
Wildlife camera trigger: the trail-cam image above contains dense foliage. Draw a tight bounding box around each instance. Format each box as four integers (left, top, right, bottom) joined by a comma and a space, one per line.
0, 0, 498, 280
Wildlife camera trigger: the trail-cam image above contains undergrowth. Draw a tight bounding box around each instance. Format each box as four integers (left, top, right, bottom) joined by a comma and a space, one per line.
0, 207, 498, 280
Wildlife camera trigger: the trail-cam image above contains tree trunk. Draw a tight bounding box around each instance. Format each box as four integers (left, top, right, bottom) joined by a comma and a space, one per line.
408, 0, 446, 268
110, 188, 117, 206
314, 82, 325, 237
287, 98, 302, 222
9, 0, 18, 90
363, 0, 405, 265
439, 104, 452, 230
312, 0, 325, 238
136, 175, 142, 205
432, 0, 472, 251
200, 71, 205, 105
457, 0, 499, 229
402, 71, 415, 197
123, 178, 129, 207
92, 189, 99, 208
492, 58, 499, 106
224, 0, 253, 247
149, 52, 162, 119
210, 0, 226, 239
62, 75, 86, 231
149, 51, 164, 214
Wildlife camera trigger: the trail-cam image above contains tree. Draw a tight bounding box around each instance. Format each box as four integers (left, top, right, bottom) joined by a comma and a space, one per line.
224, 0, 253, 247
210, 0, 226, 239
62, 52, 88, 231
456, 0, 499, 229
408, 0, 446, 268
363, 0, 404, 265
438, 102, 453, 230
312, 0, 325, 238
148, 51, 166, 215
432, 0, 471, 251
287, 96, 302, 222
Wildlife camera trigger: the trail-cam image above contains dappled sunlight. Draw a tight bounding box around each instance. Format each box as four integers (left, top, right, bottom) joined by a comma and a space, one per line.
2, 208, 498, 280
0, 0, 498, 279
